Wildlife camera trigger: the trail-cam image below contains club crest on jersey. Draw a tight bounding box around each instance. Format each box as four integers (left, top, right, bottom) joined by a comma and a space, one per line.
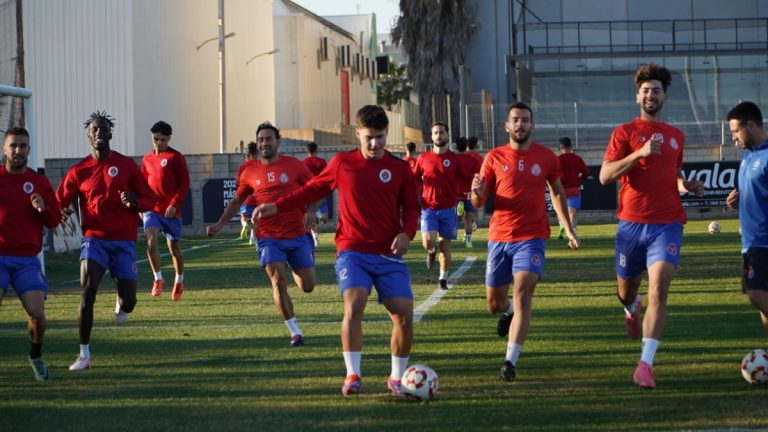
23, 181, 34, 194
503, 164, 509, 171
531, 255, 541, 266
443, 159, 451, 168
108, 166, 119, 177
279, 173, 289, 183
669, 137, 678, 150
379, 169, 392, 183
747, 265, 755, 280
531, 164, 541, 176
667, 243, 678, 255
161, 159, 168, 167
752, 160, 761, 171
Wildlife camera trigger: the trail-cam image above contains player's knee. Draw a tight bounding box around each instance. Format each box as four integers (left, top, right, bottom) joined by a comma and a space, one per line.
120, 296, 137, 313
299, 281, 315, 293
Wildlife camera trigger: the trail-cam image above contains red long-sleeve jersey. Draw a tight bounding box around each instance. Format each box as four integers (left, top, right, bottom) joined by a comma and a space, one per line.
275, 149, 419, 255
142, 147, 190, 218
0, 167, 59, 256
303, 155, 327, 176
414, 149, 474, 209
56, 151, 155, 241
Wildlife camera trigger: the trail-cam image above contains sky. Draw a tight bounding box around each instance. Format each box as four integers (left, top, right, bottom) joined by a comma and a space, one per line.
290, 0, 401, 34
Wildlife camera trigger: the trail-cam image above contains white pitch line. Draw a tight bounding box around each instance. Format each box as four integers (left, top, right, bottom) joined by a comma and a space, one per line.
414, 256, 477, 323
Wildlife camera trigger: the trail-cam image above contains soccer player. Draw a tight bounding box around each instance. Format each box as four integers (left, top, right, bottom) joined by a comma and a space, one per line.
0, 127, 59, 381
303, 142, 328, 246
466, 136, 484, 233
455, 136, 481, 248
725, 102, 768, 339
253, 105, 420, 397
238, 142, 258, 245
599, 63, 704, 389
57, 111, 156, 370
471, 102, 579, 382
141, 121, 190, 301
402, 141, 418, 172
206, 122, 318, 347
556, 137, 590, 240
414, 122, 474, 289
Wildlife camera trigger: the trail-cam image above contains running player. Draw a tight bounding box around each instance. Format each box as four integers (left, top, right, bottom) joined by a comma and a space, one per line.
57, 111, 156, 370
0, 127, 59, 380
556, 136, 590, 240
599, 63, 704, 389
414, 122, 474, 289
455, 136, 481, 247
303, 142, 328, 246
471, 102, 578, 382
254, 105, 420, 397
141, 121, 190, 301
206, 122, 318, 347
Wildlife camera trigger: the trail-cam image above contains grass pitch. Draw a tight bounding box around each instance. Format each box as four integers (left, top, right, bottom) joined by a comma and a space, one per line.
1, 219, 765, 431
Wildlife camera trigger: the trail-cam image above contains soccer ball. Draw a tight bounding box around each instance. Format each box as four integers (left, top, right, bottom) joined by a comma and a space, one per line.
401, 364, 439, 401
741, 349, 768, 384
707, 221, 721, 234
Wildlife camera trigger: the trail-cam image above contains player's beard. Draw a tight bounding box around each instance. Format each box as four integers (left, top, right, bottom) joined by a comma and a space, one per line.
641, 98, 663, 117
10, 154, 27, 170
433, 140, 447, 148
511, 131, 531, 145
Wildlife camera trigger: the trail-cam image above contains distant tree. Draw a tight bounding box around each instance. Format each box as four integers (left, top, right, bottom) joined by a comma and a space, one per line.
392, 0, 475, 139
377, 59, 412, 111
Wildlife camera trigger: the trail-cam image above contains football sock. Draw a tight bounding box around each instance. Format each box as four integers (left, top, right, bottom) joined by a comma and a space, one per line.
505, 342, 523, 365
154, 271, 163, 281
640, 338, 659, 366
343, 351, 362, 377
285, 317, 302, 337
624, 294, 640, 315
428, 247, 436, 254
506, 299, 515, 315
466, 233, 472, 242
79, 344, 91, 359
175, 273, 184, 284
30, 342, 42, 359
391, 355, 409, 380
439, 270, 448, 280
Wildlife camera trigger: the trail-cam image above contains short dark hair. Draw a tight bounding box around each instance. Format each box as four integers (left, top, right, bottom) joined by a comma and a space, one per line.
84, 110, 115, 130
246, 141, 258, 156
507, 102, 533, 123
431, 121, 448, 132
151, 121, 173, 135
467, 136, 478, 150
456, 136, 468, 152
356, 105, 389, 129
307, 142, 318, 154
559, 137, 572, 149
256, 121, 280, 140
406, 142, 416, 152
4, 126, 29, 138
634, 63, 672, 92
727, 101, 763, 128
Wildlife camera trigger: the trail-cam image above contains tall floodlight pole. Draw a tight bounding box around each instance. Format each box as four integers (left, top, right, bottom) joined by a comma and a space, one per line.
218, 0, 226, 153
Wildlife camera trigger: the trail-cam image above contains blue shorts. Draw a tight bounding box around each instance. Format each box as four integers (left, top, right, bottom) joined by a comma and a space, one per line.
566, 195, 582, 210
485, 239, 546, 287
615, 221, 683, 280
316, 199, 329, 216
143, 211, 182, 242
459, 199, 476, 213
0, 255, 47, 297
420, 207, 458, 239
240, 204, 256, 218
257, 234, 315, 269
334, 251, 412, 302
80, 237, 138, 280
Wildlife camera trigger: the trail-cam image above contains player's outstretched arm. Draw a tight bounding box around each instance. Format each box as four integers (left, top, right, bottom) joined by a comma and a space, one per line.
206, 195, 244, 237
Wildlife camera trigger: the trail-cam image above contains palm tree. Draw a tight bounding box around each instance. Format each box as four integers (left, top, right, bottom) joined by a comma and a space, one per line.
377, 59, 412, 111
392, 0, 475, 139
